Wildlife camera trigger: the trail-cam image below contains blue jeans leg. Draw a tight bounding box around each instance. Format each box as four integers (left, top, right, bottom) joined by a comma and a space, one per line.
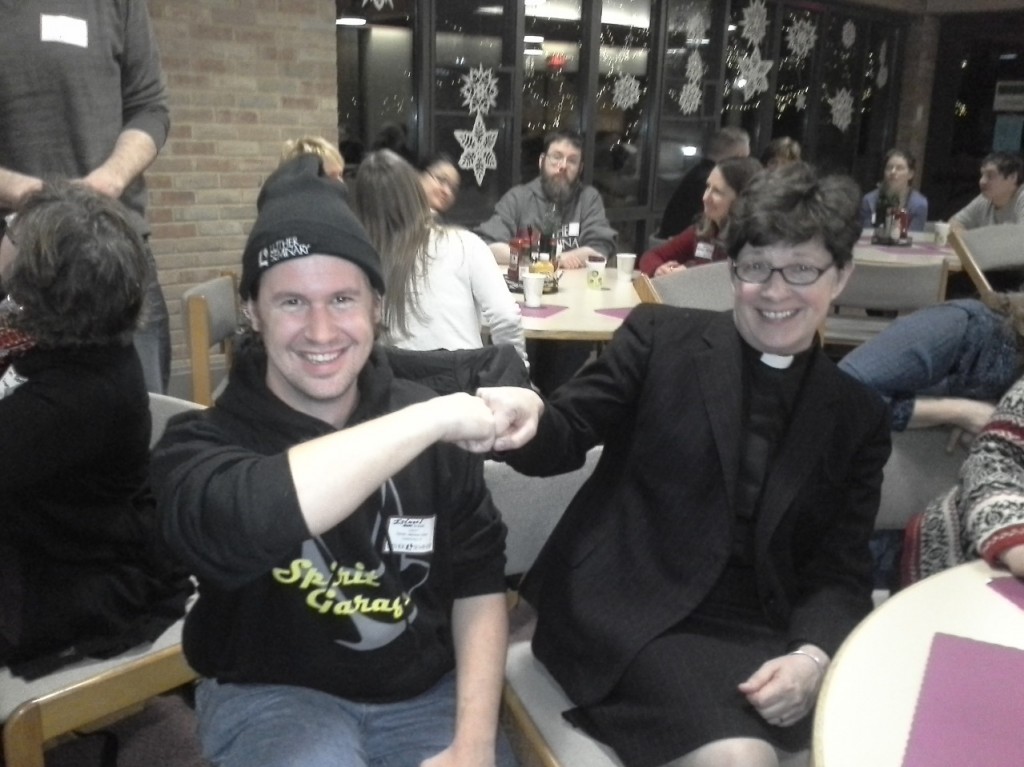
364, 673, 517, 767
195, 674, 518, 767
196, 679, 368, 767
838, 302, 971, 429
133, 242, 171, 394
838, 302, 971, 396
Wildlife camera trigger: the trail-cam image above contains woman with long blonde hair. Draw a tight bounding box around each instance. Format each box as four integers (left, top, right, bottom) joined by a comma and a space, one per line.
353, 150, 527, 364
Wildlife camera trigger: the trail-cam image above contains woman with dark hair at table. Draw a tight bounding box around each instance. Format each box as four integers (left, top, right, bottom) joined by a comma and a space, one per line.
418, 152, 461, 216
0, 183, 190, 674
481, 162, 889, 767
859, 148, 929, 232
640, 156, 762, 277
354, 149, 527, 365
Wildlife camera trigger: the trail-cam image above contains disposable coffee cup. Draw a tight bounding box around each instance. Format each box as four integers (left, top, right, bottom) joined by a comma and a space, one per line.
522, 272, 546, 308
587, 255, 607, 289
934, 222, 950, 246
617, 253, 636, 277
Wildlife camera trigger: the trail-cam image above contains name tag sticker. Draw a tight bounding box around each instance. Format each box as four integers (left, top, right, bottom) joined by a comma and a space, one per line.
385, 516, 436, 554
0, 366, 26, 399
40, 15, 88, 48
695, 241, 715, 261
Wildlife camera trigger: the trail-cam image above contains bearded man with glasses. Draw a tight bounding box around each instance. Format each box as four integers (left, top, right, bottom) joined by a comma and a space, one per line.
476, 129, 617, 270
477, 162, 889, 767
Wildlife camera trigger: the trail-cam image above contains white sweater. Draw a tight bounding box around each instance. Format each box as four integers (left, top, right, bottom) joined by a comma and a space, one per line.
388, 226, 528, 364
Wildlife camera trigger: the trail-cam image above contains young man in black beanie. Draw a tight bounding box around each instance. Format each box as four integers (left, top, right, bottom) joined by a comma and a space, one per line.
152, 155, 522, 767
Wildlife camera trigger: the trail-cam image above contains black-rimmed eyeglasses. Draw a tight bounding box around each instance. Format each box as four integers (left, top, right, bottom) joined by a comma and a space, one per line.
429, 172, 459, 193
731, 260, 835, 286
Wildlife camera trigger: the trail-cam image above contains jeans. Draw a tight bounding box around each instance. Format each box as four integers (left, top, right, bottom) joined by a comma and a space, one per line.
133, 242, 171, 393
838, 299, 1020, 430
195, 673, 518, 767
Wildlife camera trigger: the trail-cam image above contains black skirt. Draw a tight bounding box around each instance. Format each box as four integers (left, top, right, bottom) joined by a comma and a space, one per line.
563, 569, 811, 767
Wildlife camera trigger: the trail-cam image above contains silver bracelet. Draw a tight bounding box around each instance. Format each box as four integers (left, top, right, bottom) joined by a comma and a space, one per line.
789, 649, 826, 675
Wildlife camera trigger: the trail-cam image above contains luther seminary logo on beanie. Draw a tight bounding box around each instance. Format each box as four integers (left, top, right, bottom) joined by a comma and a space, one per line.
240, 154, 385, 300
258, 236, 311, 270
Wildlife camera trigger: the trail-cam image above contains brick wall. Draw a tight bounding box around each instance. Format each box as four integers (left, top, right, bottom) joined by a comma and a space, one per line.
147, 0, 338, 379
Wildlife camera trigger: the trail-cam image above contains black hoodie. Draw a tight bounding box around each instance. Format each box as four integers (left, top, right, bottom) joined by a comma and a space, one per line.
152, 344, 509, 702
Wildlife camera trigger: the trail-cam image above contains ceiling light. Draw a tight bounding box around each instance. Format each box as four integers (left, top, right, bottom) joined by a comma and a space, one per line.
525, 47, 545, 56
336, 15, 366, 26
524, 35, 545, 43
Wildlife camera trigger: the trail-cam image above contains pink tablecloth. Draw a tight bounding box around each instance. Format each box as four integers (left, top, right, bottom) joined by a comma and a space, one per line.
518, 304, 567, 319
594, 307, 634, 320
901, 632, 1024, 766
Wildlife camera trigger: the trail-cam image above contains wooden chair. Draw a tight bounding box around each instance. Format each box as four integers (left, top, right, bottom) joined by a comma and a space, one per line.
823, 257, 948, 349
182, 272, 239, 406
949, 224, 1024, 300
2, 394, 204, 767
484, 448, 625, 767
632, 273, 662, 304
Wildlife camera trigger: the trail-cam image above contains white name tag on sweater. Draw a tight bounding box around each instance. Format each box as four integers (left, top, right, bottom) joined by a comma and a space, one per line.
695, 241, 715, 260
40, 15, 88, 48
385, 516, 436, 554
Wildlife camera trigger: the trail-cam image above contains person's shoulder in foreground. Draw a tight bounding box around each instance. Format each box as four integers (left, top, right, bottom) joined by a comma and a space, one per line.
0, 182, 189, 676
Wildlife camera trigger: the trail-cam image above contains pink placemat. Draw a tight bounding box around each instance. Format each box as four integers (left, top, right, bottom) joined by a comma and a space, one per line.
594, 307, 634, 320
901, 632, 1024, 766
518, 304, 567, 319
988, 576, 1024, 611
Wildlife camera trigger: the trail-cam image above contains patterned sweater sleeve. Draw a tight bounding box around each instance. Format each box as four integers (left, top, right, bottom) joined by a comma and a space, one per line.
959, 377, 1024, 565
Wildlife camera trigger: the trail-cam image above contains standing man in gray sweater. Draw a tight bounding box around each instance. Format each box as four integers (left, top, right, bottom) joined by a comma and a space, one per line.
0, 0, 172, 392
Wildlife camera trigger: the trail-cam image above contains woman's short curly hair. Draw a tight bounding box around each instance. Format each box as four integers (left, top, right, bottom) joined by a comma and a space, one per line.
4, 182, 148, 348
724, 162, 861, 269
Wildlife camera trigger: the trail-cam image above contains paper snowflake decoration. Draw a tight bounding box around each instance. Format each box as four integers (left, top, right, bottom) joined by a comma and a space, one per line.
785, 18, 818, 64
611, 74, 642, 111
841, 20, 856, 49
685, 10, 708, 42
676, 82, 703, 114
454, 114, 498, 185
828, 87, 854, 132
459, 65, 498, 117
686, 50, 706, 83
361, 0, 393, 9
736, 47, 773, 101
741, 0, 769, 47
795, 91, 807, 111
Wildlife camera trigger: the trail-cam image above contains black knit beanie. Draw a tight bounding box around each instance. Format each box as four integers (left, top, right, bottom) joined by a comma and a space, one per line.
239, 154, 385, 299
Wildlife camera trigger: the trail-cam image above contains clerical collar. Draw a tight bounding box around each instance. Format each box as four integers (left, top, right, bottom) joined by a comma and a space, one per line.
760, 353, 793, 369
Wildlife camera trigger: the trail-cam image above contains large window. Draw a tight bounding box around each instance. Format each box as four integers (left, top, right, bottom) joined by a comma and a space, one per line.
337, 0, 907, 250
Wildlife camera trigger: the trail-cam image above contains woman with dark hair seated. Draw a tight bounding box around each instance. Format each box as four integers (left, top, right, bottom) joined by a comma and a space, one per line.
859, 148, 929, 232
0, 183, 190, 676
640, 156, 763, 277
483, 163, 889, 767
418, 152, 461, 216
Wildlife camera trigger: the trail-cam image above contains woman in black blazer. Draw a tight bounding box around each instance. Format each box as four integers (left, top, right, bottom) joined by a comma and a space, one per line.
486, 163, 891, 767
